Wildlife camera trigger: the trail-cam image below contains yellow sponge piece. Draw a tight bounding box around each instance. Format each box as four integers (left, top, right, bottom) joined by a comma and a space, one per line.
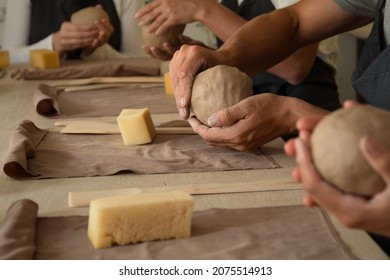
164, 72, 173, 95
117, 108, 156, 145
30, 49, 60, 69
88, 191, 194, 249
0, 50, 10, 68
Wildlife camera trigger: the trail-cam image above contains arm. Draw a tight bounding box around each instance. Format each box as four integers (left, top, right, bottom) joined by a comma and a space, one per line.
170, 0, 372, 120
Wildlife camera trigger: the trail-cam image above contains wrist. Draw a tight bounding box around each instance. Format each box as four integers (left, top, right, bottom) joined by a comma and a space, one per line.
287, 97, 329, 133
194, 0, 216, 23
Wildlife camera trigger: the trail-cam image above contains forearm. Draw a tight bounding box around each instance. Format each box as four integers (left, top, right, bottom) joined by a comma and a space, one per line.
283, 96, 329, 134
267, 43, 318, 84
195, 0, 246, 42
217, 8, 302, 76
216, 0, 371, 76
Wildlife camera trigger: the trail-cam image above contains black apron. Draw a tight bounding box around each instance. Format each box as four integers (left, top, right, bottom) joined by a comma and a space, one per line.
29, 0, 122, 59
220, 0, 341, 112
351, 0, 390, 256
352, 0, 390, 110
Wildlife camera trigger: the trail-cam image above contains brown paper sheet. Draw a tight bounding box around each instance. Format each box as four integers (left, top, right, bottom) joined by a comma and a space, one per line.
33, 84, 177, 117
0, 199, 357, 260
3, 121, 279, 180
21, 58, 160, 80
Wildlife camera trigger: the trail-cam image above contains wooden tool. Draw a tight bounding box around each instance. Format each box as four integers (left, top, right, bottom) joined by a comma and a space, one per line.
55, 120, 195, 135
68, 179, 301, 207
52, 76, 165, 87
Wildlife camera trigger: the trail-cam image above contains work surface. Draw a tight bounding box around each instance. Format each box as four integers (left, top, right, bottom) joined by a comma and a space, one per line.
0, 64, 387, 259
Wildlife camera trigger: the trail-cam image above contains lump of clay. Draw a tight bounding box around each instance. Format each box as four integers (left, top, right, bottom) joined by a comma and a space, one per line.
71, 6, 109, 25
311, 106, 390, 197
142, 24, 185, 51
191, 65, 253, 125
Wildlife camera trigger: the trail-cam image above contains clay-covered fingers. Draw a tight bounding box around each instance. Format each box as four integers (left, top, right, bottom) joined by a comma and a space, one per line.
207, 102, 247, 128
169, 45, 208, 120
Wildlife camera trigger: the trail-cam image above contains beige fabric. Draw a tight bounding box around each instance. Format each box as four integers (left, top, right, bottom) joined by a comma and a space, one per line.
0, 200, 38, 260
0, 199, 357, 260
3, 121, 279, 180
20, 58, 160, 80
33, 84, 177, 117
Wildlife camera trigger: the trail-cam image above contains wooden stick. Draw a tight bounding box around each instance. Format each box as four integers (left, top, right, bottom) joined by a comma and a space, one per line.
52, 76, 165, 87
56, 120, 195, 135
69, 179, 301, 207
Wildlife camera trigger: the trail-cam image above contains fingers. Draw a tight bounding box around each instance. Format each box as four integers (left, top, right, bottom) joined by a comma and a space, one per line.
360, 136, 390, 184
343, 100, 360, 108
207, 103, 246, 128
295, 116, 323, 133
284, 139, 296, 157
170, 45, 208, 120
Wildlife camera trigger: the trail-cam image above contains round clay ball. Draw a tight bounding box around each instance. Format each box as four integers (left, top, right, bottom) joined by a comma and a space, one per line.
141, 24, 185, 51
190, 65, 253, 126
71, 6, 109, 25
311, 106, 390, 197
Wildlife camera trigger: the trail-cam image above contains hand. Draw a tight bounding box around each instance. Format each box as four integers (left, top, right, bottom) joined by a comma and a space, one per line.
169, 44, 228, 120
293, 135, 390, 238
188, 94, 297, 152
135, 0, 201, 35
143, 34, 206, 61
284, 99, 360, 204
82, 18, 114, 56
52, 22, 99, 54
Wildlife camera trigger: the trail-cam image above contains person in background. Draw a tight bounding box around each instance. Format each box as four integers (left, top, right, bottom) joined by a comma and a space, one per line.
135, 0, 341, 144
169, 0, 390, 254
2, 0, 146, 63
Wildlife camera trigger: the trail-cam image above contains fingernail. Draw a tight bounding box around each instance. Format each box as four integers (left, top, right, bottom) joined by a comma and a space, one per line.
207, 114, 218, 127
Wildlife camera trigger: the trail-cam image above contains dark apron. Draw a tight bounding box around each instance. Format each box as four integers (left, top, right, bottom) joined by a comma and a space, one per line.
351, 0, 390, 256
220, 0, 341, 112
352, 0, 390, 110
29, 0, 122, 59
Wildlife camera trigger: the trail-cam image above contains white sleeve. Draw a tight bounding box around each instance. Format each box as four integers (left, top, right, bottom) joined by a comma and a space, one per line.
2, 0, 54, 64
114, 0, 147, 57
271, 0, 299, 9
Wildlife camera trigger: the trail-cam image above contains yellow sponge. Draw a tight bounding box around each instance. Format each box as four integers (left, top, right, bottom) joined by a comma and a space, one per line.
30, 49, 60, 69
164, 72, 173, 95
0, 50, 10, 68
117, 108, 156, 145
88, 191, 194, 249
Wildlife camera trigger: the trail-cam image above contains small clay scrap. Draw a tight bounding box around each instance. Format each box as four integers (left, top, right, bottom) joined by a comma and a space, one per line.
311, 106, 390, 197
71, 6, 109, 25
191, 65, 253, 125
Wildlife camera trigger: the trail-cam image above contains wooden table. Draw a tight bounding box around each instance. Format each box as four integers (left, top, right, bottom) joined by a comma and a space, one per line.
0, 64, 387, 259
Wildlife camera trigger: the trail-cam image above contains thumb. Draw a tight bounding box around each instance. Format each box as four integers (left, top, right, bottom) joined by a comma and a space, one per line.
207, 105, 244, 127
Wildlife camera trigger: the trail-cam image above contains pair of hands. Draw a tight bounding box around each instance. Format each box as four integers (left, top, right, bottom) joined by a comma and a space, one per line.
285, 101, 390, 238
135, 0, 205, 61
52, 10, 113, 56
